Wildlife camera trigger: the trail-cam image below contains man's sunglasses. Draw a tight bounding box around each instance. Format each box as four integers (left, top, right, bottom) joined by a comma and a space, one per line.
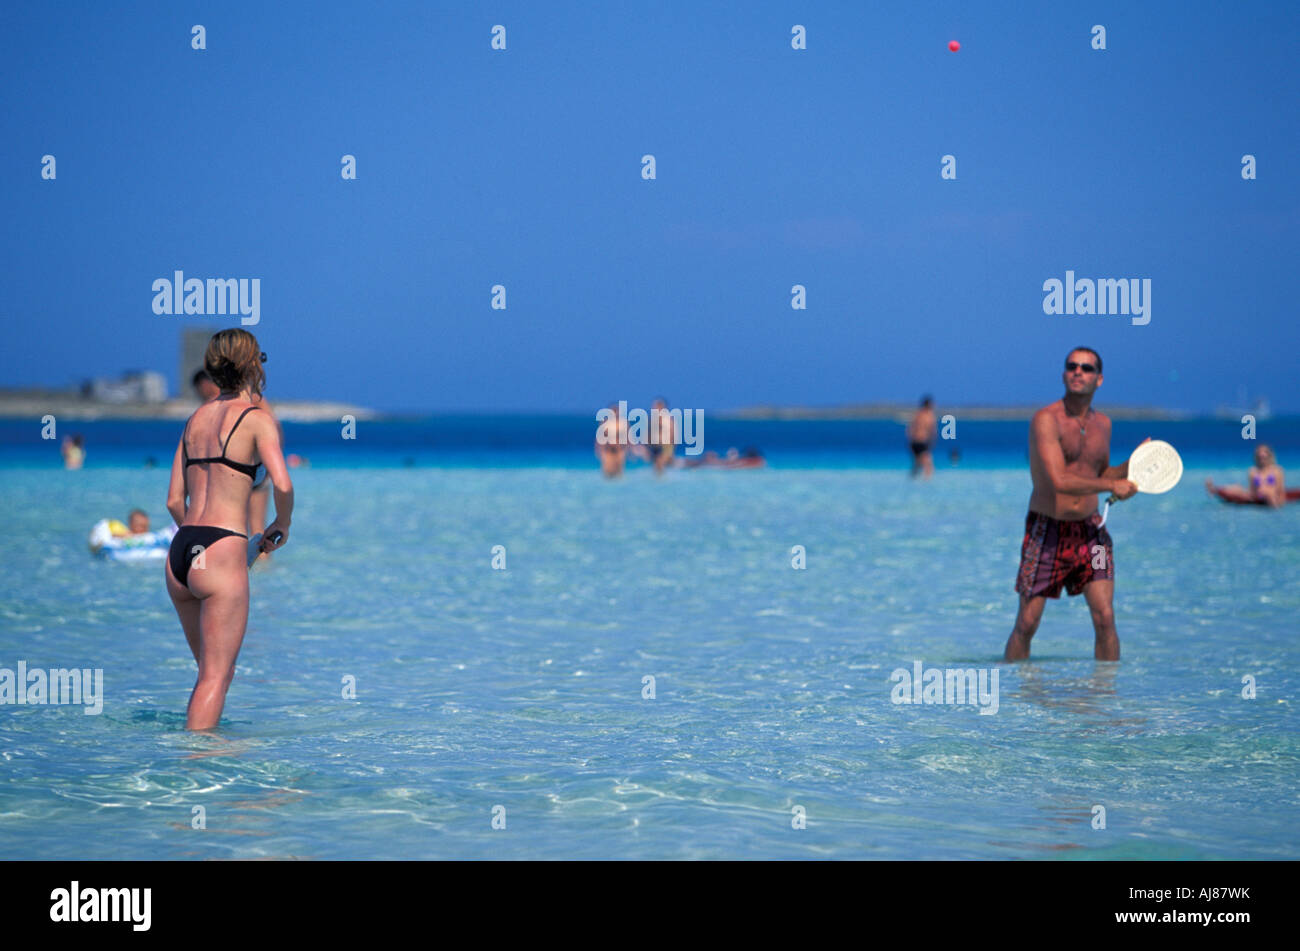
1065, 362, 1097, 373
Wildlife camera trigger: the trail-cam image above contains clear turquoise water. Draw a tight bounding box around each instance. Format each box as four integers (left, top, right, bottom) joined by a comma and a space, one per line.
1, 460, 1297, 859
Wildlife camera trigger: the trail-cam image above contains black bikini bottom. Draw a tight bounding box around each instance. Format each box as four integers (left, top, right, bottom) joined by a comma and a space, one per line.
168, 525, 248, 587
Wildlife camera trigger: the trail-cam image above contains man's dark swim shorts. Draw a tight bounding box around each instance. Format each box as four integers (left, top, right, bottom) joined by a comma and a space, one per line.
1015, 510, 1113, 599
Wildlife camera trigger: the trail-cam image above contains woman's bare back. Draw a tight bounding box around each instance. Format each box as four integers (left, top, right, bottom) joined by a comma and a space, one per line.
182, 400, 264, 531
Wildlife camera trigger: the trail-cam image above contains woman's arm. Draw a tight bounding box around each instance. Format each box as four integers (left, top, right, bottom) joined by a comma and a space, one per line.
165, 438, 187, 524
253, 413, 293, 548
1247, 467, 1261, 496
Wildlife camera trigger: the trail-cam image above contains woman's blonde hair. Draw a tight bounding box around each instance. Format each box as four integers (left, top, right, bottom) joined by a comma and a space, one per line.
204, 329, 266, 396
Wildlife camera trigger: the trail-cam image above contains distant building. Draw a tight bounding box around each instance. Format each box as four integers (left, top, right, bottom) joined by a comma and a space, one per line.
1215, 387, 1272, 421
86, 370, 168, 403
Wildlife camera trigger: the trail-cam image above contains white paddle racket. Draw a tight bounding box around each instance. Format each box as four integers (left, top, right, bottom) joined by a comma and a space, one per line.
1098, 439, 1183, 527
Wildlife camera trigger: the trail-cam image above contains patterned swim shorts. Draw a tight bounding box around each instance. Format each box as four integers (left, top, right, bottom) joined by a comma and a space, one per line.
1015, 510, 1114, 599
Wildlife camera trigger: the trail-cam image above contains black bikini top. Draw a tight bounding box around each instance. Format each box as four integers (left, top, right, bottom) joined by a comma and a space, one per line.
184, 406, 261, 480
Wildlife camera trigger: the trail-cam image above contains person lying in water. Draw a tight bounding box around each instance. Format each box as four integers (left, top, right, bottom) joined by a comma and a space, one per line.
678, 447, 765, 469
122, 509, 150, 535
1206, 444, 1287, 507
102, 509, 156, 538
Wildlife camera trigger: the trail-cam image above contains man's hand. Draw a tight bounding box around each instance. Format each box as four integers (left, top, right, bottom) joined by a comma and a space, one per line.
1110, 479, 1138, 500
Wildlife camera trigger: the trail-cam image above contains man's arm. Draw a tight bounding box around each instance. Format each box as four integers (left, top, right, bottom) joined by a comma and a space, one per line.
1100, 436, 1151, 480
1031, 413, 1129, 497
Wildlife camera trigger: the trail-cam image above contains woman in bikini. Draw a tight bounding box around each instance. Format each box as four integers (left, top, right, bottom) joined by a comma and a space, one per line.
1206, 444, 1287, 507
165, 329, 294, 729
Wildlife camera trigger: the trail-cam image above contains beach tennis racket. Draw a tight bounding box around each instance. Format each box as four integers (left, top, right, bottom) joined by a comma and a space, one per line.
1098, 439, 1183, 527
247, 530, 283, 566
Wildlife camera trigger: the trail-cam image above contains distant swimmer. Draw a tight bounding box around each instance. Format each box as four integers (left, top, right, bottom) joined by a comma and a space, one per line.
1206, 444, 1287, 507
679, 447, 765, 470
96, 509, 155, 541
595, 402, 628, 478
195, 368, 284, 553
649, 397, 676, 476
166, 329, 293, 730
61, 433, 85, 469
191, 369, 221, 402
905, 396, 936, 479
1004, 348, 1138, 662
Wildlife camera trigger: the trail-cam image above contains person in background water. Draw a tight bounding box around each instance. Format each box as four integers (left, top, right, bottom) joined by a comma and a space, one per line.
679, 447, 765, 470
648, 397, 676, 476
102, 509, 153, 539
167, 329, 293, 730
192, 369, 221, 402
61, 433, 85, 469
1206, 444, 1287, 507
194, 368, 284, 555
595, 402, 628, 478
905, 396, 937, 479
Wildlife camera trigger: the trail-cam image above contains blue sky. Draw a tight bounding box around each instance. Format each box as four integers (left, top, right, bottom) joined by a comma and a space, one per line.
2, 1, 1297, 413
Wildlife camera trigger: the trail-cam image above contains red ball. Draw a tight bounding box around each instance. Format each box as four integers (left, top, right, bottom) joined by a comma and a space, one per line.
948, 40, 960, 52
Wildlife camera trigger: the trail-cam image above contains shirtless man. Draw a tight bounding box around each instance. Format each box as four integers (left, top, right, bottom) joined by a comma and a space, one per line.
192, 369, 221, 402
595, 402, 628, 478
906, 396, 937, 479
1004, 348, 1138, 662
648, 398, 676, 476
61, 433, 85, 469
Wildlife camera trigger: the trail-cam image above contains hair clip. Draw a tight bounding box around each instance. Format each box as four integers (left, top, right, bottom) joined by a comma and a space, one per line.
260, 352, 268, 363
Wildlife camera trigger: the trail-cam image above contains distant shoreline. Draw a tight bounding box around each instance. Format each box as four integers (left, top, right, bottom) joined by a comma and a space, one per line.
0, 394, 1278, 423
717, 403, 1194, 422
0, 394, 378, 423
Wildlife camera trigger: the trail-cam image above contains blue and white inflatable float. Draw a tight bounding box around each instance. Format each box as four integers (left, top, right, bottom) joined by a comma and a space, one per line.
88, 519, 178, 562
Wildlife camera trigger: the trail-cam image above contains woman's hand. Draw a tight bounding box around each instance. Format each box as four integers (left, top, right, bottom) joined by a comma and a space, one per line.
261, 520, 290, 552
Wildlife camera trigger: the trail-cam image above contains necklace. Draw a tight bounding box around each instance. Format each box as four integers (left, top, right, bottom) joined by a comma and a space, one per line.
1068, 407, 1092, 435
